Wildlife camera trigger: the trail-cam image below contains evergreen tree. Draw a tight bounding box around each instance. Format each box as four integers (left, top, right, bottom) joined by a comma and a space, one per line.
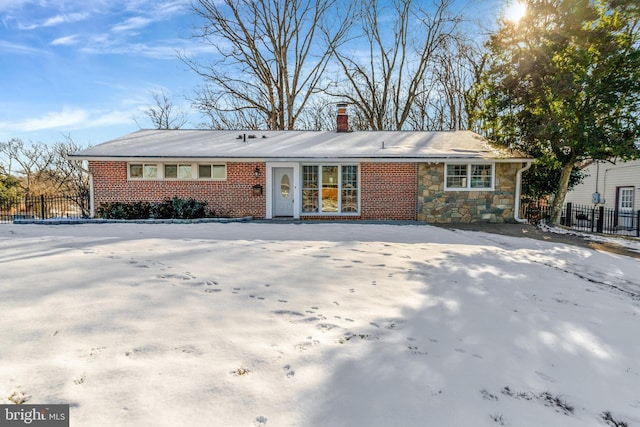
479, 0, 640, 223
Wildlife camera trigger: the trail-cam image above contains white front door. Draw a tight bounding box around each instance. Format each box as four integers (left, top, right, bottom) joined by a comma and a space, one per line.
273, 167, 294, 217
618, 187, 634, 228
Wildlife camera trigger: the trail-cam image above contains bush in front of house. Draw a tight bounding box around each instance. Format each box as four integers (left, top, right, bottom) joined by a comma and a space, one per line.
97, 201, 151, 219
150, 197, 208, 219
97, 198, 210, 220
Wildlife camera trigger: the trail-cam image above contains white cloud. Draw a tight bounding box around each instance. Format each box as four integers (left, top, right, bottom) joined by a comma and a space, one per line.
42, 12, 88, 27
0, 107, 141, 133
15, 11, 90, 30
0, 39, 48, 54
10, 108, 90, 132
111, 16, 152, 32
50, 34, 78, 46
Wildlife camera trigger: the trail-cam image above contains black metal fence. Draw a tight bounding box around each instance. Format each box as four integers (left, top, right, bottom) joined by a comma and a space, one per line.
0, 194, 90, 223
521, 200, 640, 237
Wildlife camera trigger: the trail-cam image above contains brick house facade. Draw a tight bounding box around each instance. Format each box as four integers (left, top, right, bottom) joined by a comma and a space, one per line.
73, 125, 532, 223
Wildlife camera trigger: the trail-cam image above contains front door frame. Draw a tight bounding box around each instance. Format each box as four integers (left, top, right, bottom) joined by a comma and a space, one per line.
266, 162, 300, 219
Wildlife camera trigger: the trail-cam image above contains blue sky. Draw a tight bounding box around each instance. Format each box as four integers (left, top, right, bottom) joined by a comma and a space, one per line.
0, 0, 204, 146
0, 0, 507, 147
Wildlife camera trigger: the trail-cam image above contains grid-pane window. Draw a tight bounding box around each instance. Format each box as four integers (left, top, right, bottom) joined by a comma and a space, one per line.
446, 164, 467, 188
302, 166, 319, 212
322, 166, 338, 212
341, 165, 358, 212
302, 165, 359, 214
445, 163, 494, 190
470, 164, 492, 188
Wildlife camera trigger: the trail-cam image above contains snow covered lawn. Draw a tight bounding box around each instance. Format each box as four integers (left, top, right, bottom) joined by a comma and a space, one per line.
1, 223, 639, 427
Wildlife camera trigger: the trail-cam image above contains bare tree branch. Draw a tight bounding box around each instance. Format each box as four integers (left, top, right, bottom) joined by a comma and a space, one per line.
329, 0, 464, 131
183, 0, 354, 130
137, 90, 189, 130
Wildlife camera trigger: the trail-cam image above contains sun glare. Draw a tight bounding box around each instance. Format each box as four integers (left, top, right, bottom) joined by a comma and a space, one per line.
505, 1, 527, 24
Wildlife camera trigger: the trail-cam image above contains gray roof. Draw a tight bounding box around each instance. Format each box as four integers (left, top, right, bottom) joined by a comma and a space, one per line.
71, 129, 531, 161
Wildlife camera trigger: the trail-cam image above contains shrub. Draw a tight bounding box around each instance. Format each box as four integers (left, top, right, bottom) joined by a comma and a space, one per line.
150, 197, 208, 219
97, 201, 151, 219
97, 198, 209, 220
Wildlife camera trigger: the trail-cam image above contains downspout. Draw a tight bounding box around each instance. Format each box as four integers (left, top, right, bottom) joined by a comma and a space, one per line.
514, 160, 533, 223
67, 157, 95, 218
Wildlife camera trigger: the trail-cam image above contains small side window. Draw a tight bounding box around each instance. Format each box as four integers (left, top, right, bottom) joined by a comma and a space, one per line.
198, 164, 226, 180
129, 163, 158, 179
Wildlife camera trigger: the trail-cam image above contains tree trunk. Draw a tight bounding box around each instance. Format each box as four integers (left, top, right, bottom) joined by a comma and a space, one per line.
550, 161, 574, 225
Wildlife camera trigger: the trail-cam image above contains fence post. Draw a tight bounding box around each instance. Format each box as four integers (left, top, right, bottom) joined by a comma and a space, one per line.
597, 206, 604, 234
636, 210, 640, 238
565, 203, 572, 227
40, 194, 45, 220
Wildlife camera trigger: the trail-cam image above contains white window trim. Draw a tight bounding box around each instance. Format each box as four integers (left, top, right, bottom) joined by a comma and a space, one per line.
444, 162, 495, 191
127, 162, 227, 181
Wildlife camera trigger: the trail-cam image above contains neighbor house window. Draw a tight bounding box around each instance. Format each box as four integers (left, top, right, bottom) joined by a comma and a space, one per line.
129, 163, 158, 179
302, 164, 359, 214
164, 164, 193, 179
198, 164, 226, 180
445, 163, 494, 190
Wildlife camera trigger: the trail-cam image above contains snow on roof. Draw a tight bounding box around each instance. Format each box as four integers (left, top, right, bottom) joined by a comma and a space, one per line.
71, 129, 530, 161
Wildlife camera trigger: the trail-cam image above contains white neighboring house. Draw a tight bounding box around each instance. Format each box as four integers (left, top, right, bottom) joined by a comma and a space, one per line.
565, 159, 640, 228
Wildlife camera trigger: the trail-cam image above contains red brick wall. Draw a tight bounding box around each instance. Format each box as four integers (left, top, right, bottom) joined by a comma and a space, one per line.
360, 162, 417, 220
90, 161, 417, 220
89, 161, 266, 218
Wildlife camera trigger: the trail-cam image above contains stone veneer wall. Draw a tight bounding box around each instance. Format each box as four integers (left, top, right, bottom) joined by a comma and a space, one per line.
417, 162, 522, 223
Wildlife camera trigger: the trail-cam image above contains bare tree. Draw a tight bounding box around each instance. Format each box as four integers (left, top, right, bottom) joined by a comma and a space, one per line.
54, 134, 90, 198
0, 139, 56, 196
137, 90, 189, 130
296, 97, 336, 130
330, 0, 462, 130
0, 136, 90, 202
183, 0, 354, 130
407, 36, 487, 131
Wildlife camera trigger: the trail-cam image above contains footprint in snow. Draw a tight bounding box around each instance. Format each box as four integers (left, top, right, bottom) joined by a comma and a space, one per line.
254, 416, 268, 426
282, 365, 295, 378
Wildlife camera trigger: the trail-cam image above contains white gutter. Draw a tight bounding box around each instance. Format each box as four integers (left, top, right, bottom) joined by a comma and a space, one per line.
67, 157, 95, 218
514, 161, 533, 223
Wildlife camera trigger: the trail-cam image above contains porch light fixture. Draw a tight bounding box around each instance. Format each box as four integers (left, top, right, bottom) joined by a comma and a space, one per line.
254, 166, 260, 178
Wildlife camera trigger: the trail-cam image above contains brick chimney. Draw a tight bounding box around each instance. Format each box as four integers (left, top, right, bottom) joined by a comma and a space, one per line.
336, 103, 349, 132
